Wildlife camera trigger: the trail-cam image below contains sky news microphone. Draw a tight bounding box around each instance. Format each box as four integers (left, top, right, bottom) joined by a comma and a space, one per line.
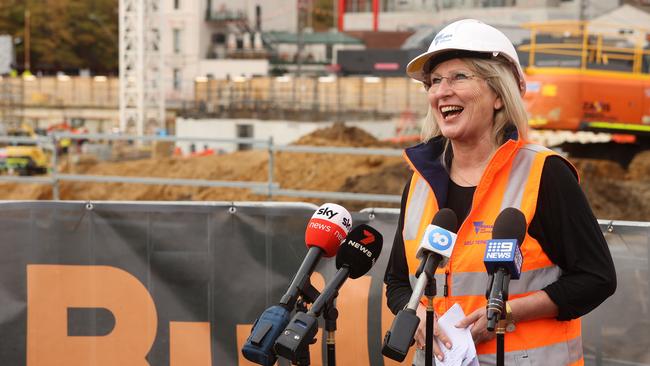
382, 208, 458, 362
242, 203, 352, 366
484, 207, 526, 331
274, 224, 383, 362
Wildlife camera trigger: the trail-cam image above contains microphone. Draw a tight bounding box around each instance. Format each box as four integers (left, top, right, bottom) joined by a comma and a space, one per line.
483, 207, 526, 332
242, 203, 352, 366
382, 208, 458, 362
274, 224, 383, 362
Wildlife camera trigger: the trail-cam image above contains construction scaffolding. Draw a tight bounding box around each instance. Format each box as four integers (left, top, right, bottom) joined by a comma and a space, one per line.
0, 77, 23, 131
118, 0, 165, 136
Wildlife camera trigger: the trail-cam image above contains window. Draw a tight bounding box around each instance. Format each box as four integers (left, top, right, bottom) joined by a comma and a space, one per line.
236, 124, 253, 151
174, 0, 180, 9
345, 0, 373, 12
173, 68, 181, 90
212, 33, 226, 44
173, 28, 181, 54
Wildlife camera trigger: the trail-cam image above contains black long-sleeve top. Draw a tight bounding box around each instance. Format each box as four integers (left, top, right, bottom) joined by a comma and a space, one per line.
384, 156, 617, 321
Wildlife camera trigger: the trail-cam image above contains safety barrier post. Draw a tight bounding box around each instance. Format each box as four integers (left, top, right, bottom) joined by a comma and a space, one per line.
268, 136, 274, 199
50, 134, 59, 200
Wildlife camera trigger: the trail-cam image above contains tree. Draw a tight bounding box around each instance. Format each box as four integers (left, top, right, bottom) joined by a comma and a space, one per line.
0, 0, 118, 74
312, 0, 333, 32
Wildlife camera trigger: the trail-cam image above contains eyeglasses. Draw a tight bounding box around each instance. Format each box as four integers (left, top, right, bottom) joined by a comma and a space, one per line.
425, 72, 480, 91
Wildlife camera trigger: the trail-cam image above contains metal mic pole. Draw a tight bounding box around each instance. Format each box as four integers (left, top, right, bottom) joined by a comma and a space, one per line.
324, 295, 339, 366
422, 254, 438, 366
492, 272, 510, 366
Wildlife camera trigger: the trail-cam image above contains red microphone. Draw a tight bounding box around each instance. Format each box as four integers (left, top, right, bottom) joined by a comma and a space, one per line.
280, 203, 352, 307
305, 203, 352, 257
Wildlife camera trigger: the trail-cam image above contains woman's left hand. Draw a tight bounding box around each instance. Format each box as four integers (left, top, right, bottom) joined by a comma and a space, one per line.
455, 307, 495, 345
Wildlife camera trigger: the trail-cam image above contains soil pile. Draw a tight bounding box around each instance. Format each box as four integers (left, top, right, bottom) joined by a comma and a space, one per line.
293, 122, 389, 147
1, 124, 649, 221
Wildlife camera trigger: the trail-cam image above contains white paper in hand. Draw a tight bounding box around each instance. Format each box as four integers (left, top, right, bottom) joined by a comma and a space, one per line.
434, 303, 477, 366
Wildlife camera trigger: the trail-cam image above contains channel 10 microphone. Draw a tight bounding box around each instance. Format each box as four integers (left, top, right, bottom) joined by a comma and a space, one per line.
484, 207, 526, 332
382, 208, 458, 362
274, 224, 383, 362
241, 203, 352, 366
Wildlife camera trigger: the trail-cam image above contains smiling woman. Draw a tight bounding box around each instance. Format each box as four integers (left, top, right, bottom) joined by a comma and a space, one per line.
383, 19, 616, 366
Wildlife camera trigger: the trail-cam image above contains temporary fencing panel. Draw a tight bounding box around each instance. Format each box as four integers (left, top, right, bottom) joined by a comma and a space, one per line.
0, 201, 647, 366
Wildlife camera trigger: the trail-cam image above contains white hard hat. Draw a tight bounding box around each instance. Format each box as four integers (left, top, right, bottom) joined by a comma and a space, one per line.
406, 19, 526, 95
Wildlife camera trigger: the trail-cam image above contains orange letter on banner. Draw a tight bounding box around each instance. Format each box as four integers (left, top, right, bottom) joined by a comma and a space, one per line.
170, 322, 212, 366
336, 276, 372, 365
27, 265, 157, 366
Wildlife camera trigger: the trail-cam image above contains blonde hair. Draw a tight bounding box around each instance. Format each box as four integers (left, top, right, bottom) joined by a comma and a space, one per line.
420, 57, 528, 145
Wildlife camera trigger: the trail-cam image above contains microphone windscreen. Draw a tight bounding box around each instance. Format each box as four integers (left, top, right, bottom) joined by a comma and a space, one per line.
415, 208, 458, 260
335, 224, 383, 279
432, 208, 458, 232
492, 207, 526, 244
305, 203, 352, 257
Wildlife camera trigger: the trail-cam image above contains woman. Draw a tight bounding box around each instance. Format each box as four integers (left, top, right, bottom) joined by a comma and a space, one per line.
384, 19, 616, 366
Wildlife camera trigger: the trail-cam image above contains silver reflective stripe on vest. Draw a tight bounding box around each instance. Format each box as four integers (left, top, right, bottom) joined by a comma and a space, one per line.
409, 273, 446, 297
478, 336, 583, 366
404, 177, 430, 241
500, 144, 550, 211
451, 265, 561, 297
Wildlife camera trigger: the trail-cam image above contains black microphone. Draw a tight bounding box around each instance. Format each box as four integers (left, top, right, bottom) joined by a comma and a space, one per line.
242, 203, 352, 366
274, 224, 383, 362
382, 208, 458, 362
483, 207, 526, 332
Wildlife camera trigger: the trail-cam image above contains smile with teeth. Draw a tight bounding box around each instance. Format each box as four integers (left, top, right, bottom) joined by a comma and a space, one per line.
440, 105, 464, 119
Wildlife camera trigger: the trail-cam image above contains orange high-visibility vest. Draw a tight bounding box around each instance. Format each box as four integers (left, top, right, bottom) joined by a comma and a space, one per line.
402, 139, 583, 366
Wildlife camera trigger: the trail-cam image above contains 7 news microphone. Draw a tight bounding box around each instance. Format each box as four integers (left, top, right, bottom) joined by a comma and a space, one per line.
483, 207, 526, 331
382, 208, 458, 362
241, 203, 352, 366
274, 224, 383, 362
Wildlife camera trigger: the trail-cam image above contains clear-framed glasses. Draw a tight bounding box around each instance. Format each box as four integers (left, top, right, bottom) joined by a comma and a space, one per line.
426, 71, 480, 92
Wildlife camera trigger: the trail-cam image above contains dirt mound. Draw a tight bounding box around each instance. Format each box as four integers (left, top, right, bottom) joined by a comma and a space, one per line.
293, 122, 385, 147
627, 150, 650, 181
581, 179, 650, 221
570, 159, 627, 181
569, 157, 650, 221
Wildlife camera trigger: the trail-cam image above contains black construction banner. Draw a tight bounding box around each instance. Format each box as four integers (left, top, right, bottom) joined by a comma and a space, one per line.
0, 201, 646, 365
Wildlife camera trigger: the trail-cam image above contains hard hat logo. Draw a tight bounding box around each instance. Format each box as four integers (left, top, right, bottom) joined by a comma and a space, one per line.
433, 33, 452, 46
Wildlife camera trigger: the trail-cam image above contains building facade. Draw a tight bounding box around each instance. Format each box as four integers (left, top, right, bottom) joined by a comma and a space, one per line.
161, 0, 284, 103
338, 0, 620, 31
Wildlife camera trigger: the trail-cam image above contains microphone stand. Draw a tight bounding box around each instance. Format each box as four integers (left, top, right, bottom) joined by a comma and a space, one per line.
422, 254, 437, 366
486, 268, 510, 366
496, 324, 505, 366
323, 293, 339, 366
424, 280, 436, 366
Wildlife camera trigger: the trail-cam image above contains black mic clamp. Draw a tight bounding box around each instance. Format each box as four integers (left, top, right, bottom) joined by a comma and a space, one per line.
274, 312, 320, 363
381, 308, 419, 362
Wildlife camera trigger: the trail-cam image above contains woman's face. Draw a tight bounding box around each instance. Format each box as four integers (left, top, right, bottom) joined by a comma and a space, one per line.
427, 58, 502, 144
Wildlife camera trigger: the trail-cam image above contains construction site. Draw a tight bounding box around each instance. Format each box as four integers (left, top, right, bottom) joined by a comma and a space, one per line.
1, 0, 650, 365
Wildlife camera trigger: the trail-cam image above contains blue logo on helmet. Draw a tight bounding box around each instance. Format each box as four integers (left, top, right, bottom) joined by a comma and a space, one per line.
427, 228, 453, 251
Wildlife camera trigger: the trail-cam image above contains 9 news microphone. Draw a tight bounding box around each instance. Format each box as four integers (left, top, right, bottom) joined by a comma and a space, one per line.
382, 208, 458, 362
274, 224, 383, 362
242, 203, 352, 366
484, 207, 526, 332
